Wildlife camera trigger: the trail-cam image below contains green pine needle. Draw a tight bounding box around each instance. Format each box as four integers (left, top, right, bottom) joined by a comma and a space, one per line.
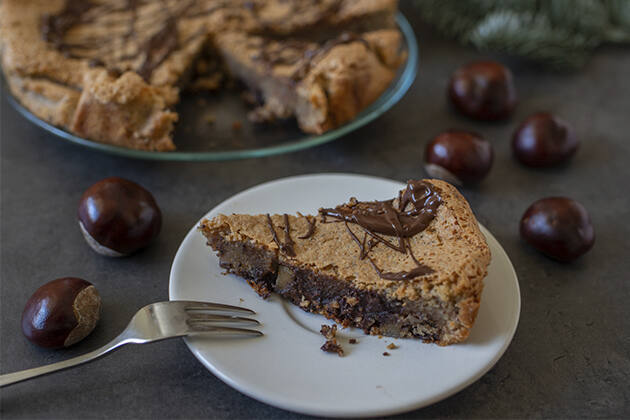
413, 0, 630, 69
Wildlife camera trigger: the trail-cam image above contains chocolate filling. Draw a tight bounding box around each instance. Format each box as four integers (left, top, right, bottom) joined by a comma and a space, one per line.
206, 231, 447, 343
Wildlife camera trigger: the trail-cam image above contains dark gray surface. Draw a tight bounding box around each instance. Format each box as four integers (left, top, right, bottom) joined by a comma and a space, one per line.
1, 6, 629, 419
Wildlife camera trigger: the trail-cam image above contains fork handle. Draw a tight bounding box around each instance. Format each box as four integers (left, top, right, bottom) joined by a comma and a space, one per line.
0, 336, 128, 387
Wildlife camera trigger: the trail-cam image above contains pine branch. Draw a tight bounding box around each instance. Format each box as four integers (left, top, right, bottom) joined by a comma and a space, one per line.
413, 0, 630, 69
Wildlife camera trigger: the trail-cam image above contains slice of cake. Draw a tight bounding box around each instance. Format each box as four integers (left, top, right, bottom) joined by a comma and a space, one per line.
199, 179, 491, 346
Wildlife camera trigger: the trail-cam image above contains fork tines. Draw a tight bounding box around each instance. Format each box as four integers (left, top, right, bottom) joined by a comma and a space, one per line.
180, 301, 262, 337
186, 313, 260, 325
181, 301, 256, 314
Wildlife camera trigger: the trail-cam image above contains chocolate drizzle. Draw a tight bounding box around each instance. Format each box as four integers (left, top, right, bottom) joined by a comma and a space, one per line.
246, 0, 342, 33
367, 257, 433, 281
40, 0, 372, 84
266, 214, 296, 257
41, 1, 96, 51
249, 31, 371, 83
262, 181, 440, 280
320, 180, 442, 281
298, 215, 317, 239
252, 39, 311, 69
40, 0, 199, 81
290, 32, 371, 81
321, 181, 442, 238
137, 15, 179, 80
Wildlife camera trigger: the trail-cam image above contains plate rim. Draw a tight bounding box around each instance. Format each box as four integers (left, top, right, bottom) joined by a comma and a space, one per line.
168, 173, 521, 417
4, 13, 418, 162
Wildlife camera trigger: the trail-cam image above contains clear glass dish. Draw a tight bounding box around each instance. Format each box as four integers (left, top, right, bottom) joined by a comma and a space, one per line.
6, 13, 418, 161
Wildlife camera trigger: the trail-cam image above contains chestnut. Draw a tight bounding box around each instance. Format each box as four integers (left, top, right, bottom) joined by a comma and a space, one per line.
520, 197, 595, 262
22, 277, 101, 348
78, 177, 162, 257
449, 61, 517, 120
424, 131, 494, 185
513, 112, 579, 167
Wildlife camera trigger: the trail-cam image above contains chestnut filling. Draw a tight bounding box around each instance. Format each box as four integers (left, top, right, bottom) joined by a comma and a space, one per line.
208, 234, 453, 343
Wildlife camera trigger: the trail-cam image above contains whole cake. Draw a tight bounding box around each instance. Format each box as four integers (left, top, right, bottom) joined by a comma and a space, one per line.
0, 0, 404, 151
199, 179, 491, 346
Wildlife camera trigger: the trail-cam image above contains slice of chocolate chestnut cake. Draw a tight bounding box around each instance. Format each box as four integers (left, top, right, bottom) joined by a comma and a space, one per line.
199, 179, 491, 345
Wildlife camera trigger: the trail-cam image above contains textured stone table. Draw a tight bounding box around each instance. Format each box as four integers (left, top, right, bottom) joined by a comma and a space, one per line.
1, 6, 629, 419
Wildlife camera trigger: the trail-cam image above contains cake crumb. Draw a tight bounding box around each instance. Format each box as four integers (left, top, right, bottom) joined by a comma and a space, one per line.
204, 114, 216, 124
239, 298, 244, 302
299, 298, 310, 308
378, 335, 383, 339
321, 340, 344, 356
349, 338, 357, 344
320, 324, 344, 356
320, 324, 337, 340
382, 352, 390, 356
386, 343, 398, 350
232, 121, 242, 131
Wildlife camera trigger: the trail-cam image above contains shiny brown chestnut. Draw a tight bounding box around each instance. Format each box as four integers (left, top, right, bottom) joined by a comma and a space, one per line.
78, 177, 162, 257
22, 277, 101, 348
513, 112, 579, 167
520, 197, 595, 262
449, 61, 517, 120
424, 131, 494, 185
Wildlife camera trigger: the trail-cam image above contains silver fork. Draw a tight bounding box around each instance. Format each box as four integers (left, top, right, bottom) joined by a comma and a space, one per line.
0, 300, 261, 387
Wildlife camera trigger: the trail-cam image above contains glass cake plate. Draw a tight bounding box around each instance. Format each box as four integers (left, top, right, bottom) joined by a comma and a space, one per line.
5, 13, 417, 161
169, 174, 521, 417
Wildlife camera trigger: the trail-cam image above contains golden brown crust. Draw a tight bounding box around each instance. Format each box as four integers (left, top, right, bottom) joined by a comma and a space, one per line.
431, 180, 491, 343
5, 74, 80, 129
296, 31, 402, 133
1, 0, 403, 151
199, 179, 491, 345
70, 71, 177, 151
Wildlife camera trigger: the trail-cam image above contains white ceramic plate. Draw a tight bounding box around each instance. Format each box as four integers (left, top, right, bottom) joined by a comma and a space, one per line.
169, 174, 521, 417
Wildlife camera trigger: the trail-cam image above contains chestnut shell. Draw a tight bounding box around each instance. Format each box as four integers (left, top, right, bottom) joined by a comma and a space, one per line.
22, 277, 100, 348
78, 177, 162, 256
424, 131, 494, 185
449, 61, 517, 120
520, 197, 595, 262
512, 112, 579, 167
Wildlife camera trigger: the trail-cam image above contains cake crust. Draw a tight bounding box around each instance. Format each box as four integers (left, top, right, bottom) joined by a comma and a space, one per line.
199, 179, 491, 345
